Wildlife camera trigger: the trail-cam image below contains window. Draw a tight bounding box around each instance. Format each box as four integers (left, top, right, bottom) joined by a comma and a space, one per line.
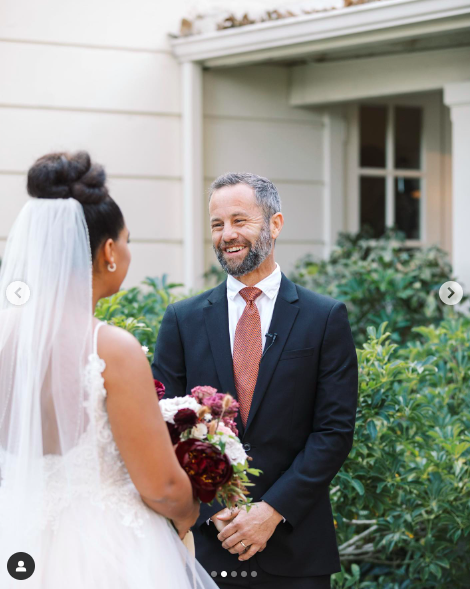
358, 104, 423, 240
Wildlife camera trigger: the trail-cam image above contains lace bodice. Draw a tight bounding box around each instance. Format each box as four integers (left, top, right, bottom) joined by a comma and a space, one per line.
0, 323, 150, 537
46, 322, 151, 535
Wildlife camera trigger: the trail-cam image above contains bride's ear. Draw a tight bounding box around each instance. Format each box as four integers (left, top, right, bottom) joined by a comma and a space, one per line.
102, 238, 116, 266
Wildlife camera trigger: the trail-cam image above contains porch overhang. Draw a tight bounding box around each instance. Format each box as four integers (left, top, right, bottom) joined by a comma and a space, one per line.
170, 0, 470, 68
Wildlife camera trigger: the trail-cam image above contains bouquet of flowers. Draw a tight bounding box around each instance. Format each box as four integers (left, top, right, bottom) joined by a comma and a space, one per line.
155, 381, 262, 511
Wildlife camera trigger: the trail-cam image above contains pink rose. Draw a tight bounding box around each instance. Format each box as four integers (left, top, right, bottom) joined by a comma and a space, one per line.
204, 394, 239, 418
190, 386, 218, 403
215, 423, 234, 436
221, 418, 238, 437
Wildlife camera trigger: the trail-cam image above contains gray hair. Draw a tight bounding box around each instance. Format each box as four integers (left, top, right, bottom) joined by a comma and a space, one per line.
209, 172, 281, 221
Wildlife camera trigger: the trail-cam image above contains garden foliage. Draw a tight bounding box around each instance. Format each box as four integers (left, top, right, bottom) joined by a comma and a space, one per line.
94, 234, 469, 588
289, 230, 458, 346
331, 318, 470, 588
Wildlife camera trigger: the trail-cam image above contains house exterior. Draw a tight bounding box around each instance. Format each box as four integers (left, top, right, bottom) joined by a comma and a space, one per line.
1, 0, 469, 293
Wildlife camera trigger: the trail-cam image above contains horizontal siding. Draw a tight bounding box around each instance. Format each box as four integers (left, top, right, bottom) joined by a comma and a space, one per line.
204, 118, 323, 182
0, 108, 182, 178
1, 0, 186, 52
0, 174, 28, 238
204, 66, 323, 123
0, 176, 184, 241
0, 0, 188, 288
122, 242, 184, 289
203, 64, 326, 277
109, 178, 183, 241
0, 41, 181, 115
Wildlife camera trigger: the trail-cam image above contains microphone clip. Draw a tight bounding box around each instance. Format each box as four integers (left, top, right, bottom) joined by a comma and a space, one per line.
261, 332, 278, 360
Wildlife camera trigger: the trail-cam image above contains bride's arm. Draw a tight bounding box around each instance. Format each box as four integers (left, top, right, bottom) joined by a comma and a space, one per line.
98, 324, 198, 527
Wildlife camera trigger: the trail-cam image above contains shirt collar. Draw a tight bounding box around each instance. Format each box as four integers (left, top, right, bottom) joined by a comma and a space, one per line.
226, 263, 282, 301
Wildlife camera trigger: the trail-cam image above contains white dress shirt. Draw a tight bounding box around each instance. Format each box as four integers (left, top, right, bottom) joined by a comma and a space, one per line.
206, 263, 286, 526
227, 262, 282, 355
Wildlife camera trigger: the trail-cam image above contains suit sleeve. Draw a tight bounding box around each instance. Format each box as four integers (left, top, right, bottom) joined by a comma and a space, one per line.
260, 301, 358, 529
151, 304, 187, 398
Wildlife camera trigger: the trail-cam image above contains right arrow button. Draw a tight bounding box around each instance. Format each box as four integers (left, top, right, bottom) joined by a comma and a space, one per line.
439, 281, 463, 306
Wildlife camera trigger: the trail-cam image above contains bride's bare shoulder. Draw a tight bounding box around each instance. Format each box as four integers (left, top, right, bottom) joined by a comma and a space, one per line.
96, 323, 148, 370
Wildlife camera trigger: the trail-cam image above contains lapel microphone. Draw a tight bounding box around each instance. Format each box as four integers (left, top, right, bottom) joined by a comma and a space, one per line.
261, 332, 278, 360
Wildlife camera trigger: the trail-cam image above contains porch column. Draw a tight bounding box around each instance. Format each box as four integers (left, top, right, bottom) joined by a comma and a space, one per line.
182, 61, 204, 292
444, 81, 470, 295
323, 107, 347, 258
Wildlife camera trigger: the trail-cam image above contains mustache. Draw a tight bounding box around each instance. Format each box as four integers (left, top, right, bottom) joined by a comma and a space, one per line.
218, 240, 251, 251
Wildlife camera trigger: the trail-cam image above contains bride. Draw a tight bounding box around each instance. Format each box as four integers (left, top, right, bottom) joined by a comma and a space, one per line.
0, 151, 218, 588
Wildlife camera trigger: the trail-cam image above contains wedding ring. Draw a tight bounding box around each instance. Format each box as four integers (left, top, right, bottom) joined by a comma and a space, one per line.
240, 541, 248, 549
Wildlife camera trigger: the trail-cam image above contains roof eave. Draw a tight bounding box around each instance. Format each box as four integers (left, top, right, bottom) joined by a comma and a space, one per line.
170, 0, 470, 67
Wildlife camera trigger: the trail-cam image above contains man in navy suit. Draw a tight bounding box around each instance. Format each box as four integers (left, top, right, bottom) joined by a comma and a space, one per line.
152, 173, 358, 588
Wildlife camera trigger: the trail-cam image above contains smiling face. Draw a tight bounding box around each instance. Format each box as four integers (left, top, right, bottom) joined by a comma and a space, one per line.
209, 183, 281, 278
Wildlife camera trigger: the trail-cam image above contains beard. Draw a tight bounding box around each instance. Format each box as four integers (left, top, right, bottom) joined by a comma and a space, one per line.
214, 221, 273, 278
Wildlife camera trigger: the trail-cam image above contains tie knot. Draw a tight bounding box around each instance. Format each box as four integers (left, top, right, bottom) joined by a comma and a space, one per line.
239, 287, 263, 303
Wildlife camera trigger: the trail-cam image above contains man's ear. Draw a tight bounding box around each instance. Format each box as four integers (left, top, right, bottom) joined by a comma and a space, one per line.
271, 212, 284, 240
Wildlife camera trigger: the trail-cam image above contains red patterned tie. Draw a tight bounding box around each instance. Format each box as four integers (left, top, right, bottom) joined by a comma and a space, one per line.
233, 287, 263, 427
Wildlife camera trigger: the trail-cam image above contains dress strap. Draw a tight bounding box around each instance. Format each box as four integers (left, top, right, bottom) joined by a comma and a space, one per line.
93, 322, 104, 356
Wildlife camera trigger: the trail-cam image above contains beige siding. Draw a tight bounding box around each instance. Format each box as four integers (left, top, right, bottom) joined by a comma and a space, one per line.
0, 0, 187, 288
203, 65, 325, 276
0, 42, 181, 114
0, 0, 184, 51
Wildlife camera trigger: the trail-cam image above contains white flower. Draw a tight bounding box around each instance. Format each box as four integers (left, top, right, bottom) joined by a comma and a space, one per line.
159, 397, 201, 424
203, 413, 212, 422
142, 346, 149, 354
223, 436, 248, 466
191, 423, 208, 440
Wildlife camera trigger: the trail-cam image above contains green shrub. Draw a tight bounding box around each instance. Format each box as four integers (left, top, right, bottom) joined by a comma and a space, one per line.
331, 316, 470, 588
289, 230, 459, 346
94, 275, 188, 360
95, 269, 470, 588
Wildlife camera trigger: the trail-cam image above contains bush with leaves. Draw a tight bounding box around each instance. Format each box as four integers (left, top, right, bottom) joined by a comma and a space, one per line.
95, 272, 470, 587
94, 275, 188, 360
289, 230, 459, 346
331, 315, 470, 588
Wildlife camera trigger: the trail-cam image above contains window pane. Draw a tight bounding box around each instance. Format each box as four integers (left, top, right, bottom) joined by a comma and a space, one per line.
395, 177, 420, 239
394, 106, 422, 169
360, 105, 387, 168
360, 176, 386, 238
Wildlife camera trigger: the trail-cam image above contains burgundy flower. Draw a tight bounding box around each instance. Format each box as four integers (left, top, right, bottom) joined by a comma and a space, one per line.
154, 380, 166, 401
175, 438, 233, 503
174, 408, 198, 433
190, 386, 218, 403
167, 423, 181, 445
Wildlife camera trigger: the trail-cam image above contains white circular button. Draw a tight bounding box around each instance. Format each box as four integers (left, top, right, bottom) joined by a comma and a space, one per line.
439, 281, 463, 306
221, 571, 227, 578
6, 282, 31, 306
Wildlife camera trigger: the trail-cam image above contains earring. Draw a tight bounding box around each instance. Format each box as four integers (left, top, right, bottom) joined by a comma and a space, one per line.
108, 262, 117, 272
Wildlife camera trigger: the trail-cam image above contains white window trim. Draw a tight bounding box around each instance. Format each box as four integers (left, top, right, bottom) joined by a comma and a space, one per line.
345, 92, 443, 247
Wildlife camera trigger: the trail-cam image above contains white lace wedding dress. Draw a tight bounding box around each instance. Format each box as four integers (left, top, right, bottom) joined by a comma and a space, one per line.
0, 322, 216, 589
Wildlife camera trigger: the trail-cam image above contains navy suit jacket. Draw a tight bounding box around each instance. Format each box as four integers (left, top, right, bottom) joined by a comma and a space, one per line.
151, 273, 358, 577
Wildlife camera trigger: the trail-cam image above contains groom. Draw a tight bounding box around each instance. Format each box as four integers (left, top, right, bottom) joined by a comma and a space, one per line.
152, 173, 358, 588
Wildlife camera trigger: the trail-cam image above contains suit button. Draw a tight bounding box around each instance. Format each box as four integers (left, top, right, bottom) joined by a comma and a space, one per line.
243, 443, 251, 452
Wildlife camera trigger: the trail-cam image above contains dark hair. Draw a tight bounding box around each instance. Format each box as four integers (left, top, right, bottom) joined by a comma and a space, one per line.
27, 151, 125, 262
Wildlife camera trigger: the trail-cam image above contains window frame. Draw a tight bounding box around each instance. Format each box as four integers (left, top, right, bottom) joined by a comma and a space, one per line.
345, 92, 442, 247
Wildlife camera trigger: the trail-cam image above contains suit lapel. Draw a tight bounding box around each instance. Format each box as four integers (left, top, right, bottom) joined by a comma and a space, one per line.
203, 281, 244, 437
243, 274, 299, 436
